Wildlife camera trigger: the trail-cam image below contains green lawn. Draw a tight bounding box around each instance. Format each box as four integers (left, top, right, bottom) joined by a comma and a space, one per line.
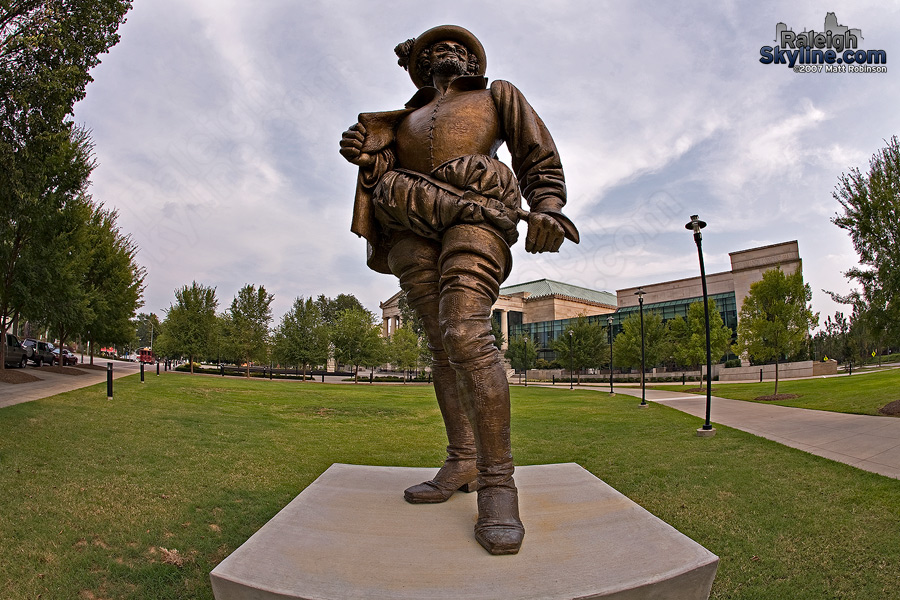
1, 374, 899, 599
651, 367, 900, 415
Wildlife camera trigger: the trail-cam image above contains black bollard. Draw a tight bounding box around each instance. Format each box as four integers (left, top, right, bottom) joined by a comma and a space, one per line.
760, 368, 763, 383
682, 373, 686, 385
140, 362, 145, 383
321, 373, 325, 383
221, 364, 224, 377
156, 361, 160, 376
107, 362, 113, 400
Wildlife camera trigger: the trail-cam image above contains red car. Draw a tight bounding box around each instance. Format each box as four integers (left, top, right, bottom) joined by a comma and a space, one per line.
52, 348, 78, 366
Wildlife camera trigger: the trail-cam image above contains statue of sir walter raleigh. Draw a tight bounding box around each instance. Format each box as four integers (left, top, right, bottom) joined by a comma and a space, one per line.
340, 25, 578, 555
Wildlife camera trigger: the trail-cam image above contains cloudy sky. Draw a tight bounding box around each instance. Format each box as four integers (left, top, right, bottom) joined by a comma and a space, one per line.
71, 0, 899, 327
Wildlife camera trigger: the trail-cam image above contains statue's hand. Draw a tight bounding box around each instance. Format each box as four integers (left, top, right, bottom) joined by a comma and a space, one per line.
525, 212, 565, 253
339, 123, 375, 168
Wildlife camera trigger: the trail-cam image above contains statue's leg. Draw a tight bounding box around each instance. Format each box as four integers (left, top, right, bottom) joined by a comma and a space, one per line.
387, 233, 479, 503
438, 224, 523, 555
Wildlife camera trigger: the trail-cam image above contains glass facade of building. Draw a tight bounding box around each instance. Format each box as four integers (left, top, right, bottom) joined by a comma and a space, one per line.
503, 291, 738, 361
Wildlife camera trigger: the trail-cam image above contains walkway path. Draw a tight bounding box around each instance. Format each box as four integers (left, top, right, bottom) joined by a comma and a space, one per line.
0, 359, 140, 409
615, 387, 900, 480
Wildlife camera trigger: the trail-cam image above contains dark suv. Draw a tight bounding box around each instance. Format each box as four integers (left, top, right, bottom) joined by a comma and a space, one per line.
4, 333, 29, 368
22, 338, 55, 367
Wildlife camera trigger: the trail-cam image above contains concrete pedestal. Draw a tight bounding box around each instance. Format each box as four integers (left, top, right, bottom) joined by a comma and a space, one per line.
210, 463, 718, 600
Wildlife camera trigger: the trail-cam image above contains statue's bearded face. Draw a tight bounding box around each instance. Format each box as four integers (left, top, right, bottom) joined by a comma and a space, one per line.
430, 40, 470, 76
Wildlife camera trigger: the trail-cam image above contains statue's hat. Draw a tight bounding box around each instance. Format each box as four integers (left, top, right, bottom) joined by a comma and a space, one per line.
398, 25, 487, 88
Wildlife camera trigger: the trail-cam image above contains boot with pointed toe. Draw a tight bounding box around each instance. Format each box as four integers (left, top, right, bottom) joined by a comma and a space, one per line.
404, 362, 479, 503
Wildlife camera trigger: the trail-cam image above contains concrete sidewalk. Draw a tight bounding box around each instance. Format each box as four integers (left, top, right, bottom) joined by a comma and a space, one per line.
0, 359, 141, 409
616, 388, 900, 480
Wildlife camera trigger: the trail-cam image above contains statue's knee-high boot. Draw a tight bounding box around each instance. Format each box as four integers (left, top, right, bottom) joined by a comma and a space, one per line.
404, 358, 479, 502
456, 362, 524, 555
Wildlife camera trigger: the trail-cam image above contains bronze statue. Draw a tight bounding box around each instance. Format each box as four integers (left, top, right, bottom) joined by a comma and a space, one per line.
340, 25, 578, 555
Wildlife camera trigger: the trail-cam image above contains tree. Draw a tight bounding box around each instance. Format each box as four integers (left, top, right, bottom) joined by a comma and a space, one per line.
387, 325, 420, 381
0, 125, 95, 368
315, 293, 364, 326
832, 136, 900, 335
505, 335, 537, 372
550, 316, 609, 383
272, 296, 329, 380
221, 284, 274, 378
668, 299, 733, 389
733, 267, 819, 396
0, 1, 132, 367
78, 203, 145, 363
134, 312, 161, 349
613, 310, 668, 372
158, 282, 218, 374
330, 306, 383, 383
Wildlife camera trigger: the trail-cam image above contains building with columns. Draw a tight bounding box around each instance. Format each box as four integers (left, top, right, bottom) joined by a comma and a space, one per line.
380, 240, 802, 361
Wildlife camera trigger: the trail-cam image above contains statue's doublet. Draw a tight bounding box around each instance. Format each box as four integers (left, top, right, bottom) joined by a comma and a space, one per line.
396, 86, 502, 173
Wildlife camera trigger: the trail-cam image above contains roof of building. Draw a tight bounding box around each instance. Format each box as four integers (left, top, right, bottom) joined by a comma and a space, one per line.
499, 279, 617, 307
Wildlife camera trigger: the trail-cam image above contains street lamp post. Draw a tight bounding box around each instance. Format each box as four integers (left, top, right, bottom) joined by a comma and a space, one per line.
635, 288, 647, 407
686, 214, 716, 436
607, 315, 614, 395
568, 329, 574, 390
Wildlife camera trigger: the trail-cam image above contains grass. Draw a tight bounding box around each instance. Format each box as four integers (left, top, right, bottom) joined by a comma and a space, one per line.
0, 374, 898, 599
651, 367, 900, 415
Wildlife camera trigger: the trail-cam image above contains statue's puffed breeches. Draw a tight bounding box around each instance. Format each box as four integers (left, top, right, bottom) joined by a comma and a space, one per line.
373, 155, 520, 247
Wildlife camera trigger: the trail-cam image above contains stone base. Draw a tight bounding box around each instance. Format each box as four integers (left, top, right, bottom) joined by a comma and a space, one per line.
210, 463, 718, 600
696, 427, 717, 437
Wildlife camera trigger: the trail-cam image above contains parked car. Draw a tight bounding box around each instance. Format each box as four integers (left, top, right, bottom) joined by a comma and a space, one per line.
4, 333, 29, 368
22, 338, 55, 367
52, 348, 78, 366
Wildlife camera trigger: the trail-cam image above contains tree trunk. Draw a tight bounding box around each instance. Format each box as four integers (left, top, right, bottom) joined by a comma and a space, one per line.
774, 359, 780, 396
190, 354, 194, 374
0, 316, 6, 371
354, 363, 359, 383
302, 364, 307, 382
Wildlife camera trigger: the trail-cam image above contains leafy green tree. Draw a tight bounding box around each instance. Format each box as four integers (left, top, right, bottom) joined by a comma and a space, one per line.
387, 325, 420, 381
315, 293, 364, 326
158, 282, 218, 374
0, 126, 94, 368
505, 335, 537, 372
733, 267, 819, 396
134, 312, 161, 349
221, 284, 274, 378
396, 291, 424, 336
331, 306, 383, 383
490, 318, 505, 350
613, 310, 668, 373
550, 316, 610, 382
78, 203, 145, 363
272, 296, 329, 380
832, 136, 900, 337
0, 1, 132, 367
668, 299, 733, 389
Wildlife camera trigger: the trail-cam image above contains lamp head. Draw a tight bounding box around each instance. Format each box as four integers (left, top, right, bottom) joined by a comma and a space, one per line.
685, 215, 707, 234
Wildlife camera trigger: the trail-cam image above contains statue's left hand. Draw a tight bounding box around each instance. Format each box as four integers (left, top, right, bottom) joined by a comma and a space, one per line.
525, 212, 565, 253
